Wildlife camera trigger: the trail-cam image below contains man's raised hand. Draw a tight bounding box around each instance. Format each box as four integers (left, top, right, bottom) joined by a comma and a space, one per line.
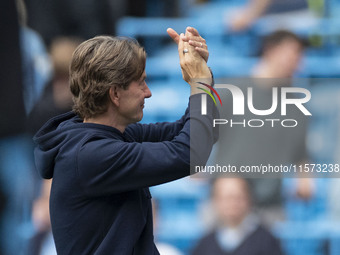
167, 27, 209, 63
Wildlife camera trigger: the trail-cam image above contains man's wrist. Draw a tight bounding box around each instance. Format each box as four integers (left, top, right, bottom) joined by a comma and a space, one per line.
189, 77, 213, 95
209, 67, 215, 87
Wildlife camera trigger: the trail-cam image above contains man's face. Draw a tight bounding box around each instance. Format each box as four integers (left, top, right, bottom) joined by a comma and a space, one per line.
213, 178, 250, 227
117, 71, 152, 125
267, 39, 303, 77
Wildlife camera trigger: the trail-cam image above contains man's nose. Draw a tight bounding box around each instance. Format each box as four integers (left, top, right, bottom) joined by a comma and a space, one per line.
144, 83, 152, 98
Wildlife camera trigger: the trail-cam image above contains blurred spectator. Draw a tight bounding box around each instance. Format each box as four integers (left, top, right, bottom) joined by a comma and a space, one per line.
227, 0, 319, 32
0, 0, 52, 254
282, 178, 328, 221
191, 178, 283, 255
19, 0, 52, 115
213, 30, 308, 225
28, 36, 82, 134
252, 30, 306, 78
0, 0, 50, 254
254, 31, 322, 223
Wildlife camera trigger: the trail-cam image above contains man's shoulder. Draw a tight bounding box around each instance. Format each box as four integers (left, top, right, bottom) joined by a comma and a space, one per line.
194, 230, 218, 249
244, 225, 282, 254
251, 225, 280, 243
191, 230, 222, 255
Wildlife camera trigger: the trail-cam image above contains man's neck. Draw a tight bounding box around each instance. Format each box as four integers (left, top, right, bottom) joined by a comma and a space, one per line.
83, 110, 126, 133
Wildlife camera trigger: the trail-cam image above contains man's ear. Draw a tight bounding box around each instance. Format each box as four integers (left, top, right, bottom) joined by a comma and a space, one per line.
109, 86, 120, 107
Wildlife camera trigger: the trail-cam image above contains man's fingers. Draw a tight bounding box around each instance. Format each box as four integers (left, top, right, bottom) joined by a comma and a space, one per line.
187, 35, 206, 43
186, 26, 200, 37
177, 28, 207, 60
168, 27, 206, 46
167, 28, 180, 44
194, 47, 209, 62
178, 33, 185, 56
189, 40, 207, 50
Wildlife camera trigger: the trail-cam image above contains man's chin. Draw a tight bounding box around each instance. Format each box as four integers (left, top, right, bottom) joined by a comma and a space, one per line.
135, 113, 143, 123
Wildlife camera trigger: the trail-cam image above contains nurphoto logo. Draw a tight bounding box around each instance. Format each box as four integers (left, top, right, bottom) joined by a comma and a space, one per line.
198, 82, 312, 128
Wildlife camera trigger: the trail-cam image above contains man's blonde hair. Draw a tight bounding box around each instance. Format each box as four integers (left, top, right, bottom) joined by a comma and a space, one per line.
69, 36, 146, 119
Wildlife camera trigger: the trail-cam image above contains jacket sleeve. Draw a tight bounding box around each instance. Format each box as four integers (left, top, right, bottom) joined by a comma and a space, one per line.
77, 94, 218, 197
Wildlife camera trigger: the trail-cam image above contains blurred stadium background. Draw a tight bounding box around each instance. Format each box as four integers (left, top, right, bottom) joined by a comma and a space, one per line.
2, 0, 340, 254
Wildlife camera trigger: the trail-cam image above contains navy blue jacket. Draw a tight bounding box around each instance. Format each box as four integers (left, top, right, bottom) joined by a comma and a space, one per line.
33, 94, 217, 255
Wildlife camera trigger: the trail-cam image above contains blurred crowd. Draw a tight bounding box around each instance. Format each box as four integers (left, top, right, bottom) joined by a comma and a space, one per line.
1, 0, 339, 254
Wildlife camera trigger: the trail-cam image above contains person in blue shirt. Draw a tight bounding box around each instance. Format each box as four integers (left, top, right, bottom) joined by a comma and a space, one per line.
33, 27, 218, 254
191, 178, 283, 255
